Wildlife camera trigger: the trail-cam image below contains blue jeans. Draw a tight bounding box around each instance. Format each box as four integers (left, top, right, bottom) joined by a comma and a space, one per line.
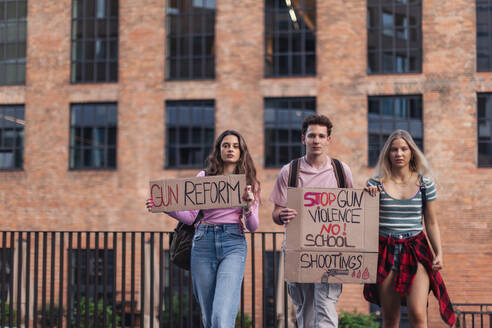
191, 224, 247, 328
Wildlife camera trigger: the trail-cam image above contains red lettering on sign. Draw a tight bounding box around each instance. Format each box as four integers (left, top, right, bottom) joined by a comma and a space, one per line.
304, 192, 337, 207
151, 184, 179, 207
319, 223, 341, 235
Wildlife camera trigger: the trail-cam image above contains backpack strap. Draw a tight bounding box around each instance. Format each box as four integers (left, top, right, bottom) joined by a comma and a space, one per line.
419, 174, 427, 211
288, 158, 301, 188
331, 158, 347, 188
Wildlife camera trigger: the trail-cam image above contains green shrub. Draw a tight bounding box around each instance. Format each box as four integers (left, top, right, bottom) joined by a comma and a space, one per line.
70, 297, 120, 328
235, 311, 252, 328
0, 301, 19, 326
339, 311, 380, 328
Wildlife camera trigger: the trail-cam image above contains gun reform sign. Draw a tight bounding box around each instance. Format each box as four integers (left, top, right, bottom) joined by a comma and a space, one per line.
149, 174, 246, 212
285, 187, 379, 284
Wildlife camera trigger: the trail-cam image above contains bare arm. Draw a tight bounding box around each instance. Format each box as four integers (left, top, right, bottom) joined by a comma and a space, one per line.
423, 201, 443, 270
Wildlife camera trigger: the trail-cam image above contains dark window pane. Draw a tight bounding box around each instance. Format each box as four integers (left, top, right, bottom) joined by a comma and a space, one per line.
0, 105, 24, 169
264, 97, 315, 167
367, 95, 423, 166
84, 62, 94, 80
166, 100, 215, 168
69, 103, 117, 169
477, 93, 492, 167
265, 0, 316, 77
107, 147, 115, 167
71, 0, 118, 83
0, 1, 26, 85
367, 0, 421, 74
166, 0, 215, 80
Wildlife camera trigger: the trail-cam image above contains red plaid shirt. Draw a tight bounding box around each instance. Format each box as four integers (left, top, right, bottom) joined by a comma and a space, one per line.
363, 232, 456, 327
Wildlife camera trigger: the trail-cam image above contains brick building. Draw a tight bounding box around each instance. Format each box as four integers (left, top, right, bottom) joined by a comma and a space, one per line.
0, 0, 491, 327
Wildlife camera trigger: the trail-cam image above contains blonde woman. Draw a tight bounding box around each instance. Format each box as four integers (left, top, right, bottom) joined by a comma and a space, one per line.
364, 130, 456, 328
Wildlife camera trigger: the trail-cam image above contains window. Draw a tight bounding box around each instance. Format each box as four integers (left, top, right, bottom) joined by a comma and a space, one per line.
166, 100, 214, 168
166, 0, 216, 80
71, 0, 118, 83
70, 249, 115, 299
477, 1, 492, 71
264, 97, 315, 167
477, 93, 492, 167
0, 0, 27, 85
265, 0, 316, 77
0, 105, 24, 170
367, 0, 421, 74
368, 95, 423, 166
69, 103, 117, 170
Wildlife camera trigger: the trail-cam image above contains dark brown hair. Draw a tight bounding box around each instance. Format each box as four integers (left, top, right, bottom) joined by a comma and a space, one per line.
301, 114, 333, 136
206, 130, 260, 196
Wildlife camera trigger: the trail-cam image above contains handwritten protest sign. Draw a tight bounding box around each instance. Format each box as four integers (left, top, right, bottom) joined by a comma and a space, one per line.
285, 187, 379, 284
149, 174, 246, 212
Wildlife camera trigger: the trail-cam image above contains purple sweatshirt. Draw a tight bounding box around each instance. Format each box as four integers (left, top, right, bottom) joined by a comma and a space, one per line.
166, 171, 260, 232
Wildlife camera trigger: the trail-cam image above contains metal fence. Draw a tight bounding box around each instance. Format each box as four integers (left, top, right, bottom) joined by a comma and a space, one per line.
0, 231, 290, 328
453, 303, 492, 328
0, 231, 489, 328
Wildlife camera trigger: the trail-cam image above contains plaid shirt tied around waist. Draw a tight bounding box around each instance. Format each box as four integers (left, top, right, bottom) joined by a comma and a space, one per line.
363, 232, 456, 327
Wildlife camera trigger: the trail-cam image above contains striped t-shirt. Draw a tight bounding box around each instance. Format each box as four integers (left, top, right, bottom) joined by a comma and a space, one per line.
367, 176, 437, 234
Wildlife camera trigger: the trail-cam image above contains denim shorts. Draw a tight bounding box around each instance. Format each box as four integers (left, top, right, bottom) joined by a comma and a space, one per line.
380, 230, 422, 271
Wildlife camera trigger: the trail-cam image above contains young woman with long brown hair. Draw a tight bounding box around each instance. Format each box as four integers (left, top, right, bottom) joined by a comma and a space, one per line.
147, 130, 260, 328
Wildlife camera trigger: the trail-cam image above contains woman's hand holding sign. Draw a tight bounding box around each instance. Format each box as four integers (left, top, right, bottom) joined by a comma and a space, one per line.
242, 185, 255, 215
146, 198, 154, 212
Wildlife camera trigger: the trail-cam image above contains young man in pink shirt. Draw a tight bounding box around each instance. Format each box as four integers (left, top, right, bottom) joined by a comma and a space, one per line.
270, 114, 354, 328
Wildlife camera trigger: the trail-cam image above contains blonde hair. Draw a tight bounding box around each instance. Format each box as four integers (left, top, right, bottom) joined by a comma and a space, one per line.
373, 129, 432, 181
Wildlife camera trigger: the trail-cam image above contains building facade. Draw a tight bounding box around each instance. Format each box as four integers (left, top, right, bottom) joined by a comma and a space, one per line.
0, 0, 491, 326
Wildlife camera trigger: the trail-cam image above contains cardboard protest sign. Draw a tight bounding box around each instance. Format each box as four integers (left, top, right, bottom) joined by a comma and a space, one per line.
285, 188, 379, 284
149, 174, 246, 212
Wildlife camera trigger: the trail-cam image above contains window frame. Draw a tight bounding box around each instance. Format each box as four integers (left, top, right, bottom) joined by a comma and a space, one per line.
264, 0, 317, 78
165, 99, 215, 169
367, 95, 423, 167
477, 93, 492, 167
68, 102, 118, 171
165, 0, 216, 81
0, 0, 27, 85
0, 104, 24, 171
69, 248, 116, 300
367, 0, 422, 75
264, 96, 316, 168
70, 0, 119, 84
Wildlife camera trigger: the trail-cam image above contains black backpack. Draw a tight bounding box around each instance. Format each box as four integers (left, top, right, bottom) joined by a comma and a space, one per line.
169, 170, 207, 270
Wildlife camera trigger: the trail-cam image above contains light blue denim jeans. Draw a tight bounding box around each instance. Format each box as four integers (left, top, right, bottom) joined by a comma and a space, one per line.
191, 224, 247, 328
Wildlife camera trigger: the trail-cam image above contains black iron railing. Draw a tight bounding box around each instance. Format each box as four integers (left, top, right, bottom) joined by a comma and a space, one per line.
0, 231, 289, 328
0, 231, 488, 328
453, 303, 492, 328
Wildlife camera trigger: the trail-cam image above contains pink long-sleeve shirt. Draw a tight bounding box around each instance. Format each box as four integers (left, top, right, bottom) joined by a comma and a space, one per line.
166, 171, 260, 232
